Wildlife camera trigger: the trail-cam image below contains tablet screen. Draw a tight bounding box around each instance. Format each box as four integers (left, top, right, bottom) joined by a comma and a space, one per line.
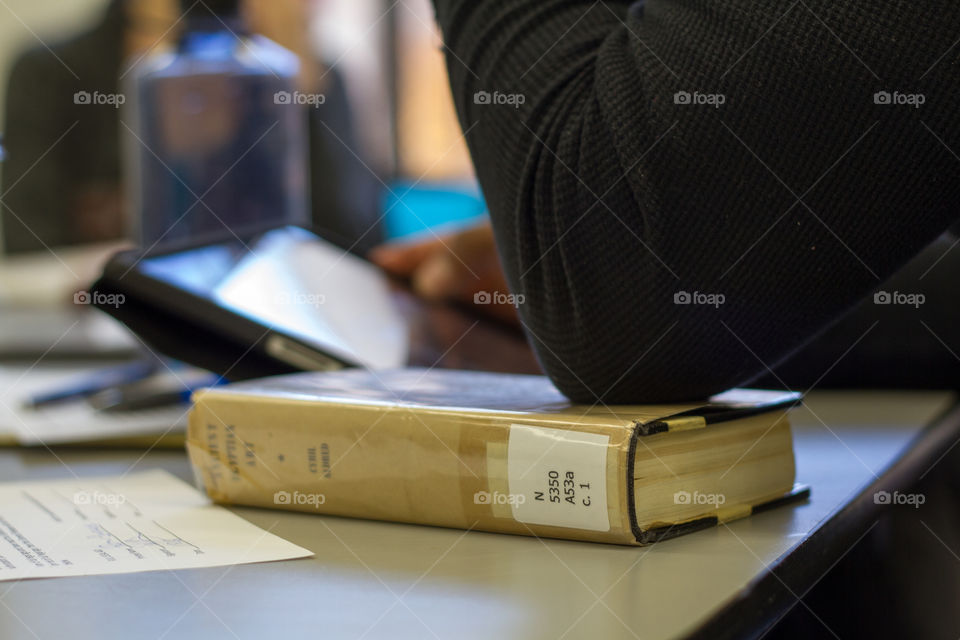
139, 226, 409, 370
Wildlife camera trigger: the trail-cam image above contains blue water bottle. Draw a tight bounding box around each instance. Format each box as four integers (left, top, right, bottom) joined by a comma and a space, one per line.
125, 0, 308, 247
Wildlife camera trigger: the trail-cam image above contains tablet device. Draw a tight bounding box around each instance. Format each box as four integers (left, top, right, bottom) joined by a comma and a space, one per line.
91, 226, 410, 381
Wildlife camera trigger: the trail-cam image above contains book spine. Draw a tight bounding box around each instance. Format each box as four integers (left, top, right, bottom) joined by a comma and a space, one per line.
187, 390, 639, 544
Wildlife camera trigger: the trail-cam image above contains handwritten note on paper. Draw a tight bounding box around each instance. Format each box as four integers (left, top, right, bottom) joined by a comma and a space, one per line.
0, 470, 312, 581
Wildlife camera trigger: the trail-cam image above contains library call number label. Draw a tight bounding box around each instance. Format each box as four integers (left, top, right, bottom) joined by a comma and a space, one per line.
507, 424, 611, 532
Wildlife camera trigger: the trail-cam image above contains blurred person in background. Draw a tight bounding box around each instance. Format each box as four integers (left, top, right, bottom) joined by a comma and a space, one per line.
1, 0, 382, 255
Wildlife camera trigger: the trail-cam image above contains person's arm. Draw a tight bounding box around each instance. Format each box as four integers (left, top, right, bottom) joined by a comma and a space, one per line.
430, 0, 960, 402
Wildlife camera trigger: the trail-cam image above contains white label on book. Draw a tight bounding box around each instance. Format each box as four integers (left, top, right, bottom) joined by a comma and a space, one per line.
507, 424, 610, 532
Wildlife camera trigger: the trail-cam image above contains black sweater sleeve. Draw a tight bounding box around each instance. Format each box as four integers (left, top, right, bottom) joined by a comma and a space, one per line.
431, 0, 960, 403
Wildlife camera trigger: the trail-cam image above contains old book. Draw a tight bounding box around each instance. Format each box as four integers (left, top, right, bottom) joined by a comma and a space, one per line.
187, 369, 807, 545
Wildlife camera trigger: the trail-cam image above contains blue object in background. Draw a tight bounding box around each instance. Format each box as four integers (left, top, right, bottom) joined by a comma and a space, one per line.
382, 181, 488, 239
127, 1, 308, 248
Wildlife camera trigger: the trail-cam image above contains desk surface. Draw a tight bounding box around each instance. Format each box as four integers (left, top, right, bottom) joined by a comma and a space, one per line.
0, 390, 954, 640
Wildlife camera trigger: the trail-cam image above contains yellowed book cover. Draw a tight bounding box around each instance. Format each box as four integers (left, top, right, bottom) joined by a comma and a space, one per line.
187, 369, 807, 545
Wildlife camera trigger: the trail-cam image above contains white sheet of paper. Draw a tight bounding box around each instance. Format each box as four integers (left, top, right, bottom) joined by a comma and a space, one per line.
0, 470, 312, 581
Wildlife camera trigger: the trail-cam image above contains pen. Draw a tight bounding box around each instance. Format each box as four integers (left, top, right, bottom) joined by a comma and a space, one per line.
22, 359, 159, 410
87, 373, 224, 413
90, 388, 194, 413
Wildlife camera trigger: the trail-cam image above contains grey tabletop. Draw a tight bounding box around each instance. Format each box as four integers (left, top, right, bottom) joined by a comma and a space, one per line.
0, 390, 954, 640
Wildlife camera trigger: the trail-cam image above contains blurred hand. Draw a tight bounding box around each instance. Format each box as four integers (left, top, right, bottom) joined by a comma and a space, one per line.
369, 221, 520, 325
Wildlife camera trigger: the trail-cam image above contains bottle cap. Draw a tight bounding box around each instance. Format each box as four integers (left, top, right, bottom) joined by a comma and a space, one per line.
179, 0, 241, 18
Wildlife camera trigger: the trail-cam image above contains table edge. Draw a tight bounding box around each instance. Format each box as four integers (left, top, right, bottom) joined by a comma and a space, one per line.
686, 397, 960, 640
